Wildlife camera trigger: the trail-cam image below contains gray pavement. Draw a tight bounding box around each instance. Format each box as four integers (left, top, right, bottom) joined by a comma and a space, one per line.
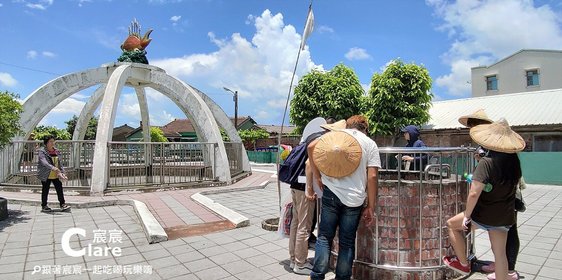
0, 176, 560, 279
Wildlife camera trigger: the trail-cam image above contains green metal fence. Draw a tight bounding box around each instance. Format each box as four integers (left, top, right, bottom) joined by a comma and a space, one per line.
519, 152, 562, 185
246, 151, 280, 164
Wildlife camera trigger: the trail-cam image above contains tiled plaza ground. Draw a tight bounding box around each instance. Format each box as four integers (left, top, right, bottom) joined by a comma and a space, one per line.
0, 170, 560, 279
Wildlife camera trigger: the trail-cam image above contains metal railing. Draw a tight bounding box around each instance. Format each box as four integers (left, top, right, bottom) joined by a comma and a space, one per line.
223, 142, 244, 176
351, 147, 477, 278
0, 140, 248, 190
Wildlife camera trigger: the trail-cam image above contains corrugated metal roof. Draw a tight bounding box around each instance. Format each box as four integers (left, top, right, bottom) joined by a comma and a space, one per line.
424, 88, 562, 130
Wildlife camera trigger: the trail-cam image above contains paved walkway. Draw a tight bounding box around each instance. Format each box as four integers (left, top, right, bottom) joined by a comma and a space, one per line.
0, 170, 560, 279
0, 172, 272, 230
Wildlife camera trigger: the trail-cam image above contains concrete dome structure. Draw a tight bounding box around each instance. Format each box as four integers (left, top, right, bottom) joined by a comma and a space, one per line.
13, 62, 250, 194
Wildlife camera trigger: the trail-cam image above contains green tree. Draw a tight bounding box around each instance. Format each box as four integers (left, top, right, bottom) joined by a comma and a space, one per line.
290, 64, 364, 133
32, 125, 71, 141
150, 127, 168, 142
239, 129, 269, 150
64, 115, 99, 140
366, 59, 433, 136
220, 128, 231, 142
0, 91, 23, 147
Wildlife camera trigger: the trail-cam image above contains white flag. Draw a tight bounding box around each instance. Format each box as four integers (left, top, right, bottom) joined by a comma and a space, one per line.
300, 7, 314, 50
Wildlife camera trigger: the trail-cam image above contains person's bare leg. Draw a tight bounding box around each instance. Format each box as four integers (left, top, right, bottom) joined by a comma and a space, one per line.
489, 229, 509, 280
447, 212, 468, 265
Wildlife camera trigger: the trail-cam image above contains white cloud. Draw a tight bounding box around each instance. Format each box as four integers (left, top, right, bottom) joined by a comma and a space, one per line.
427, 0, 562, 97
317, 25, 334, 34
42, 51, 56, 58
170, 15, 181, 22
152, 9, 323, 123
0, 72, 18, 87
78, 0, 92, 7
52, 98, 85, 114
27, 50, 57, 59
150, 110, 175, 126
255, 110, 270, 122
435, 58, 491, 96
25, 0, 54, 10
27, 50, 38, 59
92, 29, 121, 50
118, 93, 141, 120
266, 98, 288, 109
345, 47, 372, 61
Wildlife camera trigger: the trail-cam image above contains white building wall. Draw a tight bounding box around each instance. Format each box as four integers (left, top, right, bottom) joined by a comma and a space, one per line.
471, 50, 562, 97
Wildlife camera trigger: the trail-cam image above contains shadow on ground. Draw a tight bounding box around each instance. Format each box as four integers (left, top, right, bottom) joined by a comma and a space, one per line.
0, 209, 32, 232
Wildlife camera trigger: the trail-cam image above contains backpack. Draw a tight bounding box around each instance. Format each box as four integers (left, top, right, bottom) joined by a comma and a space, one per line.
278, 131, 323, 185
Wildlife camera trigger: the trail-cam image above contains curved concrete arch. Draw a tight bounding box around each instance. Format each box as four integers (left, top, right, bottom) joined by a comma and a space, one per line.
189, 85, 251, 172
134, 87, 152, 168
72, 84, 106, 168
134, 87, 151, 143
19, 68, 110, 141
72, 84, 106, 142
7, 62, 242, 192
91, 65, 132, 193
146, 70, 231, 182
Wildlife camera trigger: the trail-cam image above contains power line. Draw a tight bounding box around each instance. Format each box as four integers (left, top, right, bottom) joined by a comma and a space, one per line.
0, 61, 61, 76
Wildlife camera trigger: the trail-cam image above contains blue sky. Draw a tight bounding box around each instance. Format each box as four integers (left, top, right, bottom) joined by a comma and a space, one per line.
1, 0, 562, 130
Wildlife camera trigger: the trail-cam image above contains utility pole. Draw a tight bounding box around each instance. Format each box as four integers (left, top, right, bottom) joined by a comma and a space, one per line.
223, 87, 239, 129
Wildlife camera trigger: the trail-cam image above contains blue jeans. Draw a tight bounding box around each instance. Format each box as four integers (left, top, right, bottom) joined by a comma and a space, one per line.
311, 187, 362, 280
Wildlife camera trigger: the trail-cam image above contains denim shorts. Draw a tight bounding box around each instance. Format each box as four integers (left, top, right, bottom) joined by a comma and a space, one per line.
472, 220, 511, 232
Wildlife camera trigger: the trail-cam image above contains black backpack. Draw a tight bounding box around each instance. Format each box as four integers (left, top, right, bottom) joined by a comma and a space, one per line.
278, 131, 323, 185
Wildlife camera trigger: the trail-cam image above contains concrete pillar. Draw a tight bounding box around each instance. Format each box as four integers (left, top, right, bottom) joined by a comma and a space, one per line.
134, 87, 153, 182
90, 65, 132, 194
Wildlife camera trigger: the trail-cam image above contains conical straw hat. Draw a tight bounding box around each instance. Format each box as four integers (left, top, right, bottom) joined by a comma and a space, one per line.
458, 109, 493, 127
313, 131, 362, 178
320, 119, 346, 131
469, 118, 526, 153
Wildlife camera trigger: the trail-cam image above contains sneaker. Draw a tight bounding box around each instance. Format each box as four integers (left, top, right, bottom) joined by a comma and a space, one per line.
289, 261, 295, 270
41, 206, 52, 212
481, 262, 495, 273
487, 272, 519, 280
443, 256, 470, 275
60, 204, 71, 211
293, 263, 313, 275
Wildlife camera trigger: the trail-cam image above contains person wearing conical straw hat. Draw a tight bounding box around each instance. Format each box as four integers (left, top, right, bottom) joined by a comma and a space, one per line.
308, 115, 381, 280
305, 119, 347, 250
458, 108, 493, 128
459, 109, 494, 160
458, 110, 524, 279
443, 118, 525, 280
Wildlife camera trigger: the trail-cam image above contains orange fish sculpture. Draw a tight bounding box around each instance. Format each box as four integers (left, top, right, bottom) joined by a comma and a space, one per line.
121, 19, 153, 51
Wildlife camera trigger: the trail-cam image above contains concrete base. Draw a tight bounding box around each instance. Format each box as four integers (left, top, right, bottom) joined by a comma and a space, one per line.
261, 217, 279, 231
0, 197, 7, 221
6, 198, 167, 243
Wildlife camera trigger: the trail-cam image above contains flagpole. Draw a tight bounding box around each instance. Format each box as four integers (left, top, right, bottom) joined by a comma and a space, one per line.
276, 2, 314, 211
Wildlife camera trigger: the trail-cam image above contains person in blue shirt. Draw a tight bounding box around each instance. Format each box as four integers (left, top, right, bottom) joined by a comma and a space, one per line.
400, 125, 428, 170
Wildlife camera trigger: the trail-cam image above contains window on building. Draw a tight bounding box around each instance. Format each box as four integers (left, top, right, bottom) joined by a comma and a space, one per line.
526, 69, 539, 87
486, 75, 498, 91
533, 134, 562, 152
